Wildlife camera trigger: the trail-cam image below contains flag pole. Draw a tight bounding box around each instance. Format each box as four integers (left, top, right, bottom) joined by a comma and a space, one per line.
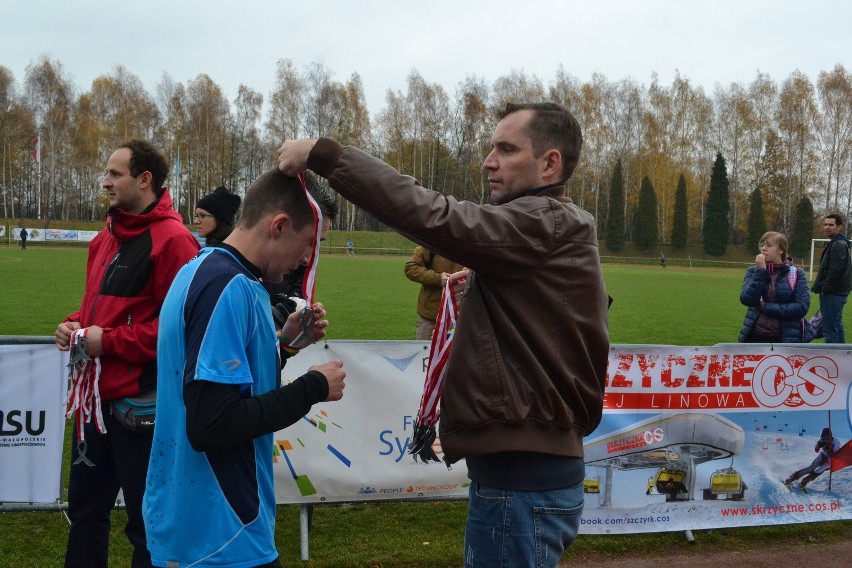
828, 410, 832, 491
174, 146, 181, 215
34, 135, 42, 219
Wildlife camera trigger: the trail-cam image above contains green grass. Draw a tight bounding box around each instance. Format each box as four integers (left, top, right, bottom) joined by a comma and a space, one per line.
0, 245, 848, 567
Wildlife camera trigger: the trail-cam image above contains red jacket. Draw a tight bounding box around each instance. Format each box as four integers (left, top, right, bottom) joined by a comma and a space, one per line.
65, 190, 199, 401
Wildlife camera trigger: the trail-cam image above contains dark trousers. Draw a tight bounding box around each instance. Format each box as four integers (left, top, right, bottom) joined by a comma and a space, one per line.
65, 408, 154, 568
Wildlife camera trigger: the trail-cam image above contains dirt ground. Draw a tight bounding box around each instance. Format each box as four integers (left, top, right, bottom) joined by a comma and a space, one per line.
561, 539, 852, 567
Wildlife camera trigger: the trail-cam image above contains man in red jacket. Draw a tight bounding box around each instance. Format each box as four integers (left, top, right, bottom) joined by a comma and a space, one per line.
55, 139, 199, 568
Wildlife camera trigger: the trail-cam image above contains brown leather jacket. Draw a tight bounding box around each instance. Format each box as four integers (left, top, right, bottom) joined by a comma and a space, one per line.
308, 138, 609, 465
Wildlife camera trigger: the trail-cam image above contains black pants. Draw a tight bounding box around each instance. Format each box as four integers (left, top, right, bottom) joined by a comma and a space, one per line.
65, 408, 154, 568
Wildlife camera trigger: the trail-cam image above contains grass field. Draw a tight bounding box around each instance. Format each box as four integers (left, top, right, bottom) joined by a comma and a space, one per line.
0, 247, 823, 341
0, 246, 848, 567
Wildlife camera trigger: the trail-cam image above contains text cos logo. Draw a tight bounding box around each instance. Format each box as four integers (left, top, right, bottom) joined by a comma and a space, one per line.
643, 427, 664, 445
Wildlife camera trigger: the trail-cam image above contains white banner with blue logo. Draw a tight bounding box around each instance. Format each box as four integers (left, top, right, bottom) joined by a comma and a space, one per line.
274, 340, 471, 503
0, 344, 67, 503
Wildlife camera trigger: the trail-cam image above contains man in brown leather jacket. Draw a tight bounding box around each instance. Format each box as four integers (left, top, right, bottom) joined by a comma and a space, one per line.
277, 102, 609, 568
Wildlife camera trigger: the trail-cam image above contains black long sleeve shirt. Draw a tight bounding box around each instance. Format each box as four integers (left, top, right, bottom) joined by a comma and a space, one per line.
184, 370, 328, 452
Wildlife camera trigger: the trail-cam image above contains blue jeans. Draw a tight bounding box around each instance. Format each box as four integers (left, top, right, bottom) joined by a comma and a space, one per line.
820, 293, 848, 343
464, 481, 584, 568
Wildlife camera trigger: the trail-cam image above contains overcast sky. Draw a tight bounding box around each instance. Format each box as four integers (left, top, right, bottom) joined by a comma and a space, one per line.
3, 0, 850, 117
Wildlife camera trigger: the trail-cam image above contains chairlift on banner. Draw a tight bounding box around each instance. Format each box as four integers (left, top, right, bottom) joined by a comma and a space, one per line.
702, 459, 746, 501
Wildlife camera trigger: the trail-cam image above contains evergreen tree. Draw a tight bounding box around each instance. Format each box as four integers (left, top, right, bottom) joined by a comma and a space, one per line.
670, 174, 689, 249
790, 195, 815, 261
757, 129, 790, 232
605, 159, 625, 251
703, 153, 730, 256
746, 188, 768, 248
635, 176, 659, 250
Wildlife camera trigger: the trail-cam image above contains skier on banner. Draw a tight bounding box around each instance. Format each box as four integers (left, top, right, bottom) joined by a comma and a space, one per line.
784, 427, 842, 490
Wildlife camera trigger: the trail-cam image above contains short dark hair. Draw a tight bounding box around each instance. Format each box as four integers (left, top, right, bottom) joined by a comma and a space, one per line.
118, 139, 169, 198
238, 168, 314, 230
497, 102, 583, 181
305, 171, 339, 220
826, 213, 844, 227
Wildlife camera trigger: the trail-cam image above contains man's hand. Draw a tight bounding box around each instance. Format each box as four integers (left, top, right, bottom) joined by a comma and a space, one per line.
310, 359, 346, 401
448, 268, 470, 300
55, 321, 81, 351
276, 139, 318, 177
281, 303, 328, 347
82, 326, 105, 357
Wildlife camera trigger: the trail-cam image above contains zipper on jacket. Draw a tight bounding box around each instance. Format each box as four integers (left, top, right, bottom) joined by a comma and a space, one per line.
89, 240, 121, 324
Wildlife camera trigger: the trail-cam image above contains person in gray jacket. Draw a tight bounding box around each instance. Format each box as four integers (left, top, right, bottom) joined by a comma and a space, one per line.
812, 213, 852, 343
276, 102, 609, 568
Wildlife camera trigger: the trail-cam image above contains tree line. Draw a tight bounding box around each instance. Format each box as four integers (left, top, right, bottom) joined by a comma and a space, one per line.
1, 56, 850, 248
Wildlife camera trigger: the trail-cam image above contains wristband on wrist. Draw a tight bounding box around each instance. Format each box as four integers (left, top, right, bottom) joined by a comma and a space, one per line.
277, 331, 300, 356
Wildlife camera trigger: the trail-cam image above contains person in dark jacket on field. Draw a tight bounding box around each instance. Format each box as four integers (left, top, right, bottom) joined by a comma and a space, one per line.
811, 213, 852, 343
277, 102, 609, 568
739, 231, 812, 343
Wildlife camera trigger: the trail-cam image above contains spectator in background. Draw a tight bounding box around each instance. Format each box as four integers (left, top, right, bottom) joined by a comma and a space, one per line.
738, 231, 813, 343
812, 213, 852, 343
404, 246, 464, 340
19, 227, 27, 250
54, 139, 199, 568
195, 186, 241, 247
346, 239, 354, 257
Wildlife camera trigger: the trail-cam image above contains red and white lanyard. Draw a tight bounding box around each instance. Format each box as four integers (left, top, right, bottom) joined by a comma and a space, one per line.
65, 328, 106, 441
284, 173, 323, 350
408, 279, 459, 463
299, 172, 322, 307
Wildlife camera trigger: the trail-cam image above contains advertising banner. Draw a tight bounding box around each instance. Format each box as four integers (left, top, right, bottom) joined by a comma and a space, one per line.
579, 345, 852, 533
3, 339, 850, 533
274, 341, 470, 504
0, 344, 67, 503
77, 230, 99, 242
45, 229, 79, 241
279, 343, 852, 532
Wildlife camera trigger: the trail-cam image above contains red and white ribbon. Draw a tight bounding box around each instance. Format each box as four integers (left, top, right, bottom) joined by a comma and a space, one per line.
65, 328, 106, 441
298, 172, 322, 307
408, 279, 459, 463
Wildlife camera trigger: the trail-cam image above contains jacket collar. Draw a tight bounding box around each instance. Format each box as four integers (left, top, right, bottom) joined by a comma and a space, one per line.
107, 189, 184, 240
522, 182, 566, 199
